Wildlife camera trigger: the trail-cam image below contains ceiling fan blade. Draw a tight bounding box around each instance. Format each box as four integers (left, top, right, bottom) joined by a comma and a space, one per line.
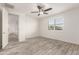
44, 13, 48, 14
31, 11, 38, 13
38, 14, 40, 16
44, 8, 52, 11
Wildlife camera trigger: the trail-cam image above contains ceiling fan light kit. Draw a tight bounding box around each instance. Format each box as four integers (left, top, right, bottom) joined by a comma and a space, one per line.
39, 12, 43, 15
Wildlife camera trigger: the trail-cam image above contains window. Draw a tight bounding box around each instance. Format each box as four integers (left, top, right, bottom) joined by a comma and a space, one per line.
48, 16, 64, 30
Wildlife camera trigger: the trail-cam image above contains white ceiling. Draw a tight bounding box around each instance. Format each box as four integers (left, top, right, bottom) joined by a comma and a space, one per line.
9, 3, 79, 18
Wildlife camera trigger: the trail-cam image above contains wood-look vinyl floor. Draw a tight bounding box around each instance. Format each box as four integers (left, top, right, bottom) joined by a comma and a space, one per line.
0, 37, 79, 55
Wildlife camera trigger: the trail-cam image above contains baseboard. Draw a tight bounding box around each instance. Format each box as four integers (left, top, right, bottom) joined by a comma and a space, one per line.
40, 36, 79, 45
24, 35, 79, 45
25, 36, 41, 39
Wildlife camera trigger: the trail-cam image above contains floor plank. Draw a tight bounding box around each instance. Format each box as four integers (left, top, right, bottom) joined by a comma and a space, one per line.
0, 37, 79, 55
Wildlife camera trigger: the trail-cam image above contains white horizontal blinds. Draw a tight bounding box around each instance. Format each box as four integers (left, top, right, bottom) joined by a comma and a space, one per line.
48, 17, 54, 30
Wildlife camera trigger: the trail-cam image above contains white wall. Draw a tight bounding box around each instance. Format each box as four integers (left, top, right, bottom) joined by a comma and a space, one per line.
40, 8, 79, 45
19, 14, 39, 41
25, 16, 39, 38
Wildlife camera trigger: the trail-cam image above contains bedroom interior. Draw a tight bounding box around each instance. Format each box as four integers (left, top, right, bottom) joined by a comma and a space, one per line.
0, 3, 79, 55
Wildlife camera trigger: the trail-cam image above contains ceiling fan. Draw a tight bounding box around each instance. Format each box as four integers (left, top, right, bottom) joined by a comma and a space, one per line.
31, 4, 52, 16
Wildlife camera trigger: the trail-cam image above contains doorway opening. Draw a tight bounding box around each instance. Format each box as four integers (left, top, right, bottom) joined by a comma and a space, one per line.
8, 13, 19, 44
